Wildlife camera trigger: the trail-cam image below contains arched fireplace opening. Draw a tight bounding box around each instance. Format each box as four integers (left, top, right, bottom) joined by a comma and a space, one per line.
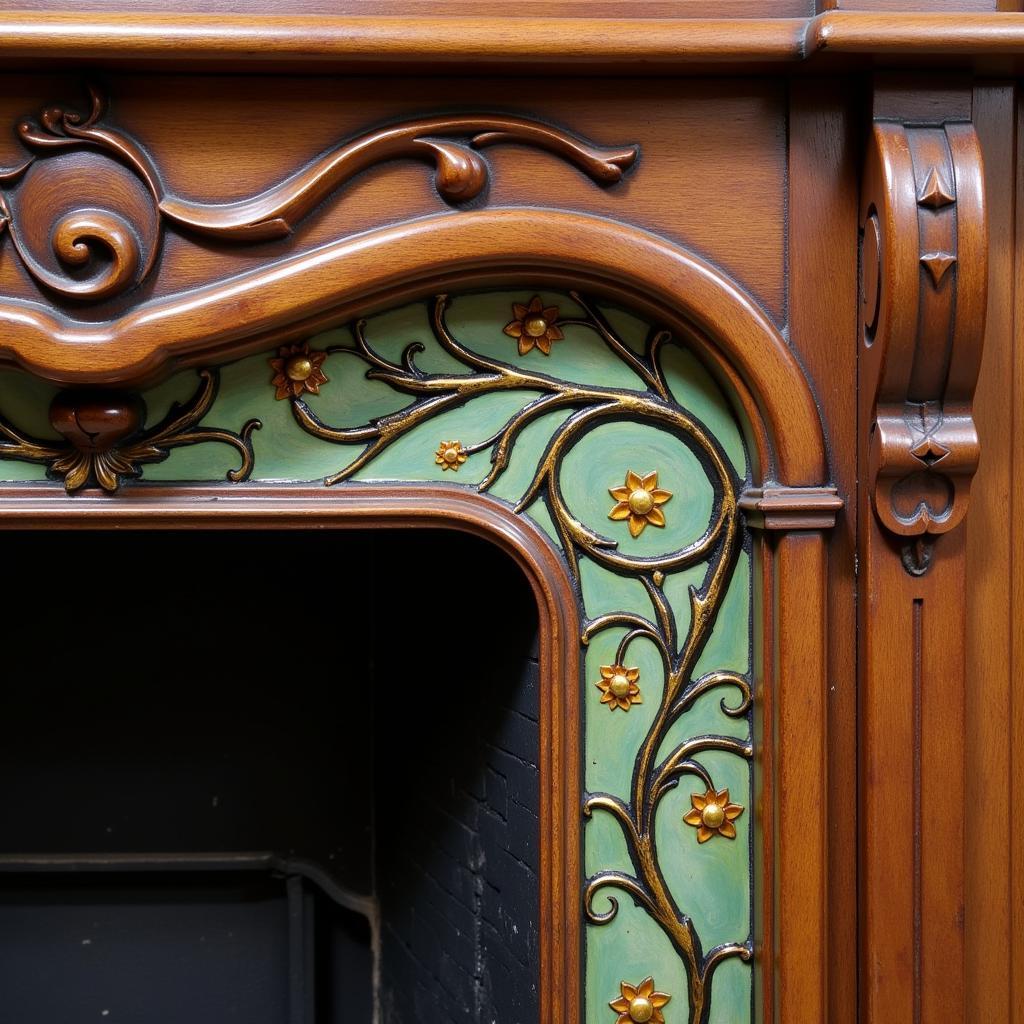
0, 528, 542, 1024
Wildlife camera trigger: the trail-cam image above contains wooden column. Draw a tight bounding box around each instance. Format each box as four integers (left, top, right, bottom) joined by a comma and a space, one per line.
741, 488, 843, 1024
857, 79, 987, 1024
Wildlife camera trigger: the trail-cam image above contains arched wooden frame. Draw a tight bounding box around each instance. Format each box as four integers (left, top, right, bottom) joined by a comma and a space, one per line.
0, 212, 837, 1024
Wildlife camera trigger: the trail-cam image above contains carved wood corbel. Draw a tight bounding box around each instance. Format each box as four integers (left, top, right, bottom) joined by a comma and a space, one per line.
857, 80, 984, 1024
860, 91, 986, 574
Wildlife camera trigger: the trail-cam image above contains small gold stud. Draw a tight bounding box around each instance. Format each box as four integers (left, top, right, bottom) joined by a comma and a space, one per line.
609, 471, 673, 538
435, 440, 468, 471
609, 978, 671, 1024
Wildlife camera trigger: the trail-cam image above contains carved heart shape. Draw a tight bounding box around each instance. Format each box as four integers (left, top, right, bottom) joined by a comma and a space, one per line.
889, 470, 954, 527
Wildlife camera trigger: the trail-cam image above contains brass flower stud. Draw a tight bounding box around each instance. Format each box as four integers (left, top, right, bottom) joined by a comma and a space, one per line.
503, 296, 564, 356
610, 978, 671, 1024
596, 663, 642, 711
609, 470, 673, 538
270, 341, 328, 400
683, 787, 744, 843
435, 439, 468, 471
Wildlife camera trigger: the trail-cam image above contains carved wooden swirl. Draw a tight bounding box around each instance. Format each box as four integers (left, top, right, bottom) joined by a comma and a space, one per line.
0, 85, 638, 304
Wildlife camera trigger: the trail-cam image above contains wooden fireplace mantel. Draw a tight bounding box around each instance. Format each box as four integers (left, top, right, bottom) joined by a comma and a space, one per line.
1, 11, 1024, 72
0, 5, 1019, 1024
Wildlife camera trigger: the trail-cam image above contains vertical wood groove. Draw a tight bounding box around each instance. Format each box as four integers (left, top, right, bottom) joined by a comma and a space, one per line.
912, 597, 923, 1024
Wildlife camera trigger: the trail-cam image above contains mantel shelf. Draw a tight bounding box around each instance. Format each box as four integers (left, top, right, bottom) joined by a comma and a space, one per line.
1, 11, 1024, 73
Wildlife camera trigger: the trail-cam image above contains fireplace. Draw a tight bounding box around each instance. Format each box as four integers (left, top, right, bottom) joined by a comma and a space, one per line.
0, 529, 540, 1023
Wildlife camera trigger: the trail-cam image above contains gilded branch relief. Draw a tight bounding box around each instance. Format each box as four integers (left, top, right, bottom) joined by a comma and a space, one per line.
0, 292, 753, 1024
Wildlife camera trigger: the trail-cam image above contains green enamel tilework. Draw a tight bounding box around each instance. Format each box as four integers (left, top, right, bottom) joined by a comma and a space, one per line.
0, 291, 754, 1024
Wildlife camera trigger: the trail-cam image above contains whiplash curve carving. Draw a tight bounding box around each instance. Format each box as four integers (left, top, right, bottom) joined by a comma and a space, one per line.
0, 85, 638, 304
277, 292, 754, 1023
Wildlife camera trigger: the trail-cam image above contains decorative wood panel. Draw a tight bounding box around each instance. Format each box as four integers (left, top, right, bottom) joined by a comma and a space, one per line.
857, 78, 987, 1024
0, 79, 788, 383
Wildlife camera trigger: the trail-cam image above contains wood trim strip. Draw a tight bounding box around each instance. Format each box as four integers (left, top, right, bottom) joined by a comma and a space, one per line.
0, 12, 1022, 70
773, 531, 830, 1024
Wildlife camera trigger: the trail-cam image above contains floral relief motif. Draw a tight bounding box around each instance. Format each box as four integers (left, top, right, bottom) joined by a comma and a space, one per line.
610, 978, 671, 1024
274, 292, 753, 1024
608, 470, 673, 537
435, 439, 468, 471
503, 296, 564, 355
596, 663, 643, 711
0, 370, 259, 493
683, 788, 744, 843
270, 341, 329, 400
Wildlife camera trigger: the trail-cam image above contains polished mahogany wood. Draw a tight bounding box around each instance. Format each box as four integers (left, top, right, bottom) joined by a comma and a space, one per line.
0, 8, 1020, 1024
0, 12, 1023, 75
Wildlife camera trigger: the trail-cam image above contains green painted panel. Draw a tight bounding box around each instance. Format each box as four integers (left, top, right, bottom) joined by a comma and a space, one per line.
0, 290, 755, 1024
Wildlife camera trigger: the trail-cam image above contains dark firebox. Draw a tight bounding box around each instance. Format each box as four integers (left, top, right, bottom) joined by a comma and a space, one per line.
0, 529, 540, 1024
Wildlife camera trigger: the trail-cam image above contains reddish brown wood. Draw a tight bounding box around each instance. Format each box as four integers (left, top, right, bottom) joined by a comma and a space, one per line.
757, 530, 832, 1024
787, 76, 860, 1024
0, 10, 1018, 1022
0, 13, 1023, 75
1012, 89, 1024, 1024
857, 78, 987, 1024
4, 0, 815, 17
0, 76, 789, 340
965, 81, 1016, 1024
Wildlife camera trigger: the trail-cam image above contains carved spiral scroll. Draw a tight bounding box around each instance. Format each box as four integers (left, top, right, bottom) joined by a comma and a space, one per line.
0, 85, 638, 301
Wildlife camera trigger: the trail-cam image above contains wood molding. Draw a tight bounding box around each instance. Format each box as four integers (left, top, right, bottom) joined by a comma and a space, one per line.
857, 77, 984, 1024
0, 208, 828, 487
0, 12, 1023, 72
739, 486, 843, 530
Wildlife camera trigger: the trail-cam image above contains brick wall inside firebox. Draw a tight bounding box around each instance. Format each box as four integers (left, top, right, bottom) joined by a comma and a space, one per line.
373, 531, 541, 1024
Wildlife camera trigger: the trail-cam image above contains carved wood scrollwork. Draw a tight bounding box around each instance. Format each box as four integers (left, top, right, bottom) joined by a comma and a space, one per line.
0, 85, 638, 305
860, 111, 986, 574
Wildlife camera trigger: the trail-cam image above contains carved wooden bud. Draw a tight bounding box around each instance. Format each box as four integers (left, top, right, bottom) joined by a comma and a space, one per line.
49, 390, 146, 453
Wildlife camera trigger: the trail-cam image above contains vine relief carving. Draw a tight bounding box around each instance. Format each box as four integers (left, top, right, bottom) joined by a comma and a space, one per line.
277, 293, 755, 1022
0, 284, 846, 1022
0, 85, 638, 304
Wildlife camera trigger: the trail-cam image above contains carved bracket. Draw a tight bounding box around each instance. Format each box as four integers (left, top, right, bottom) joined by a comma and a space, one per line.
859, 107, 986, 574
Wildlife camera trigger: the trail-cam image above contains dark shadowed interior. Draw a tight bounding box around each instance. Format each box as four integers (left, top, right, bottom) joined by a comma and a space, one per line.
0, 528, 540, 1024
